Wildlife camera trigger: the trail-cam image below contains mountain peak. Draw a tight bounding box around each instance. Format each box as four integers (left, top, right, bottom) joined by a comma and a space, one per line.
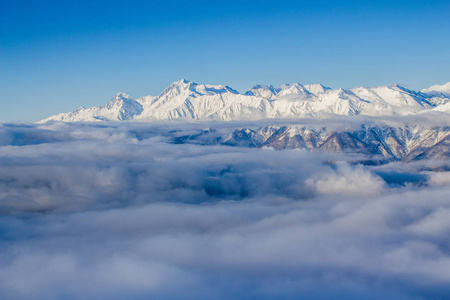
388, 83, 412, 92
336, 88, 349, 96
114, 92, 132, 99
280, 83, 304, 88
157, 79, 197, 98
422, 82, 450, 97
303, 84, 331, 94
174, 78, 194, 86
107, 92, 133, 104
166, 79, 197, 90
162, 79, 241, 97
250, 84, 274, 89
104, 92, 136, 110
245, 84, 280, 98
277, 83, 312, 97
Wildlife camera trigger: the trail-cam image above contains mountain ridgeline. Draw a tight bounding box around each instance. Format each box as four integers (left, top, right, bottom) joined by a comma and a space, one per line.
39, 79, 450, 123
35, 80, 450, 162
153, 123, 448, 163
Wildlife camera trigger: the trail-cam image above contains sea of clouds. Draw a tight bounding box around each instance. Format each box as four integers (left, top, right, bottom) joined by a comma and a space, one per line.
1, 121, 450, 299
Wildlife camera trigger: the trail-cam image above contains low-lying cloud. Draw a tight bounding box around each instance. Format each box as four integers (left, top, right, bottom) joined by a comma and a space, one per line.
1, 121, 450, 299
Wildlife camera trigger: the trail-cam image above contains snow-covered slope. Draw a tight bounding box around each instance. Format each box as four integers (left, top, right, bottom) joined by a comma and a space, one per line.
244, 84, 280, 99
38, 80, 450, 123
427, 101, 450, 114
135, 79, 265, 121
39, 92, 143, 123
303, 83, 331, 94
422, 82, 450, 97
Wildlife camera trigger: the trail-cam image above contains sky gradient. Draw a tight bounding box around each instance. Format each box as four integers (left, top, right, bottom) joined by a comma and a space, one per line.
1, 0, 449, 121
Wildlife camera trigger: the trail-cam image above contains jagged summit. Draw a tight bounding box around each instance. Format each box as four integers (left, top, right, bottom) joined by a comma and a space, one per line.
277, 83, 312, 98
177, 78, 191, 84
244, 83, 330, 99
161, 79, 239, 96
170, 78, 193, 87
303, 84, 331, 94
39, 91, 142, 123
245, 85, 276, 99
105, 92, 134, 106
114, 92, 132, 98
37, 80, 450, 123
245, 84, 281, 99
248, 84, 277, 90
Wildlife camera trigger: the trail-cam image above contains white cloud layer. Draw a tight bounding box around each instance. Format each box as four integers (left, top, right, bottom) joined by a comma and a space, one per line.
1, 122, 450, 299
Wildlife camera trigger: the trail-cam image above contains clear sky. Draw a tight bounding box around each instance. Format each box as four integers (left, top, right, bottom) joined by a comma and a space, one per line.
1, 0, 449, 122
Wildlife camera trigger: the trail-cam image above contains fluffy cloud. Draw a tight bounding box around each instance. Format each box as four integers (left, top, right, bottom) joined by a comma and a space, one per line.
306, 161, 386, 197
1, 122, 450, 299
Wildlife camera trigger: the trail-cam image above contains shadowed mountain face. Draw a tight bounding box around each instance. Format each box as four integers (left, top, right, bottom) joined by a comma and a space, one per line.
5, 119, 449, 163
166, 124, 450, 162
3, 120, 449, 163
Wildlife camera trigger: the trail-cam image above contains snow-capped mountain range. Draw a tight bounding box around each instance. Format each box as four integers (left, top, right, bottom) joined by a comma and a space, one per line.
38, 80, 450, 123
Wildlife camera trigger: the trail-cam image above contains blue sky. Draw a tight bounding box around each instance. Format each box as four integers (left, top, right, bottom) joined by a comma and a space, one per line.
1, 0, 449, 121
